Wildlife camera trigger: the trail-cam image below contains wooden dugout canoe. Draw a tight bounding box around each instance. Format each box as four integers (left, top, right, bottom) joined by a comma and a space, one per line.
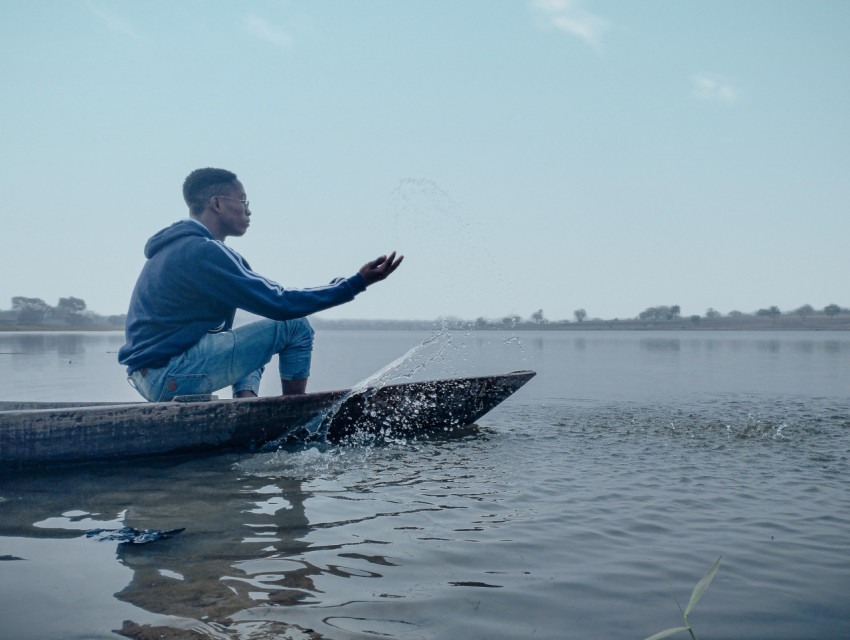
0, 370, 535, 467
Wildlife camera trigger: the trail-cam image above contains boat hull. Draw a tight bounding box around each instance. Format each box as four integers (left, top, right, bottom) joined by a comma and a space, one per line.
0, 371, 535, 466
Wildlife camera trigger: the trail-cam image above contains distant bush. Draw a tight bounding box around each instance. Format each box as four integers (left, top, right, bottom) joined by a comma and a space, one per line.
2, 296, 124, 329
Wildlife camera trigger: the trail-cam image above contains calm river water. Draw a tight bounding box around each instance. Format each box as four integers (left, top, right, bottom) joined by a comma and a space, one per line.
1, 329, 849, 640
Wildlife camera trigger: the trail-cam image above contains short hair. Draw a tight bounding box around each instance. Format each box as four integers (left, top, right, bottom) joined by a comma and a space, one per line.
182, 168, 239, 216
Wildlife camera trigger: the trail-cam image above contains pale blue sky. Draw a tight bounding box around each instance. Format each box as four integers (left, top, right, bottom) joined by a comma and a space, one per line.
1, 1, 847, 322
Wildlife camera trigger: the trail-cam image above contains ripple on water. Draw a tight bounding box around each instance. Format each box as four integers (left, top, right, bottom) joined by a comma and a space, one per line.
2, 390, 848, 640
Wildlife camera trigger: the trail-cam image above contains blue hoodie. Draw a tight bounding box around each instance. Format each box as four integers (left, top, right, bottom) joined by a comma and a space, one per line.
118, 219, 366, 372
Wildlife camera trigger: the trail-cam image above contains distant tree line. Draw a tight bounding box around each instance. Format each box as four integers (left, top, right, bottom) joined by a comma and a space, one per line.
0, 296, 125, 328
3, 296, 847, 331
468, 303, 848, 330
638, 305, 681, 321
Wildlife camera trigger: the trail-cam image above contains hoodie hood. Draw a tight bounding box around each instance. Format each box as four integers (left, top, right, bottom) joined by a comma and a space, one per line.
144, 219, 212, 259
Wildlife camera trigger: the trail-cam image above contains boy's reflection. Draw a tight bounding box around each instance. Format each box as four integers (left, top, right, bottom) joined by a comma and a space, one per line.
114, 467, 315, 621
0, 454, 316, 626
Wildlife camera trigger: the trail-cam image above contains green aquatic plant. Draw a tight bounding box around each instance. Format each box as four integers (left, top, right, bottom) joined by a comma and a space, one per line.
644, 556, 722, 640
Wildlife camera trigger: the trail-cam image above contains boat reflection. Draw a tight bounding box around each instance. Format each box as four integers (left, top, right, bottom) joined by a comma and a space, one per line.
0, 453, 318, 636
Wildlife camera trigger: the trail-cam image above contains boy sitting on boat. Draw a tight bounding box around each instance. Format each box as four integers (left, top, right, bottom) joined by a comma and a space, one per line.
118, 168, 402, 402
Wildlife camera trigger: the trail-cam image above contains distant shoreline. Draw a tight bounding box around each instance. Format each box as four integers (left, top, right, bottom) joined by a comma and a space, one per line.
2, 317, 848, 333
312, 315, 850, 332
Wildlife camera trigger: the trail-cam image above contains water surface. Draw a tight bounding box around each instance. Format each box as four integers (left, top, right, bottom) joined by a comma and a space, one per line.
1, 330, 849, 639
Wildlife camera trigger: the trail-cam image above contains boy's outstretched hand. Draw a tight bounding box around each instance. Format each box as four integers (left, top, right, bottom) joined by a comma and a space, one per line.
359, 251, 404, 286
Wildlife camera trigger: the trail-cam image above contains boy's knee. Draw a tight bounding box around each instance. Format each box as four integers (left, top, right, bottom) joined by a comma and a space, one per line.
287, 317, 314, 346
278, 318, 314, 381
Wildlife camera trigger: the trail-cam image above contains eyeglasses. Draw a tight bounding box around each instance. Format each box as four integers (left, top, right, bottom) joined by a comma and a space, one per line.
216, 196, 250, 209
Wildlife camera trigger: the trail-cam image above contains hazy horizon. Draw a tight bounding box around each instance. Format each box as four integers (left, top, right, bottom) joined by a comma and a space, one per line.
2, 2, 847, 321
2, 299, 846, 327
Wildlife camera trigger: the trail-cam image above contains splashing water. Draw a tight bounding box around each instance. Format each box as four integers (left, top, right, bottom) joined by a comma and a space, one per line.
261, 181, 537, 462
388, 178, 524, 326
351, 322, 459, 389
281, 325, 461, 444
259, 313, 531, 465
250, 329, 461, 475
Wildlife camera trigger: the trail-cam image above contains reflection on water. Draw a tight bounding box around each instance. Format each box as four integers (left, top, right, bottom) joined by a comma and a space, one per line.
3, 393, 849, 640
0, 434, 503, 639
640, 338, 681, 352
3, 329, 849, 403
757, 339, 781, 353
0, 455, 316, 638
2, 330, 850, 639
0, 331, 133, 402
1, 332, 90, 358
112, 465, 313, 630
794, 340, 815, 354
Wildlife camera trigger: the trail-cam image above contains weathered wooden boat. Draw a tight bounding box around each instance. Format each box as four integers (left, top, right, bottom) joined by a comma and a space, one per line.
0, 370, 535, 467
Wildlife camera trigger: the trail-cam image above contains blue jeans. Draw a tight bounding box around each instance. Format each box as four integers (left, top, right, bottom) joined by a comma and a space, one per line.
128, 318, 314, 402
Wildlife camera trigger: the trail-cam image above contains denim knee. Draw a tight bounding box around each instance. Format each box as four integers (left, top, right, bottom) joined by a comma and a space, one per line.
278, 317, 314, 380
